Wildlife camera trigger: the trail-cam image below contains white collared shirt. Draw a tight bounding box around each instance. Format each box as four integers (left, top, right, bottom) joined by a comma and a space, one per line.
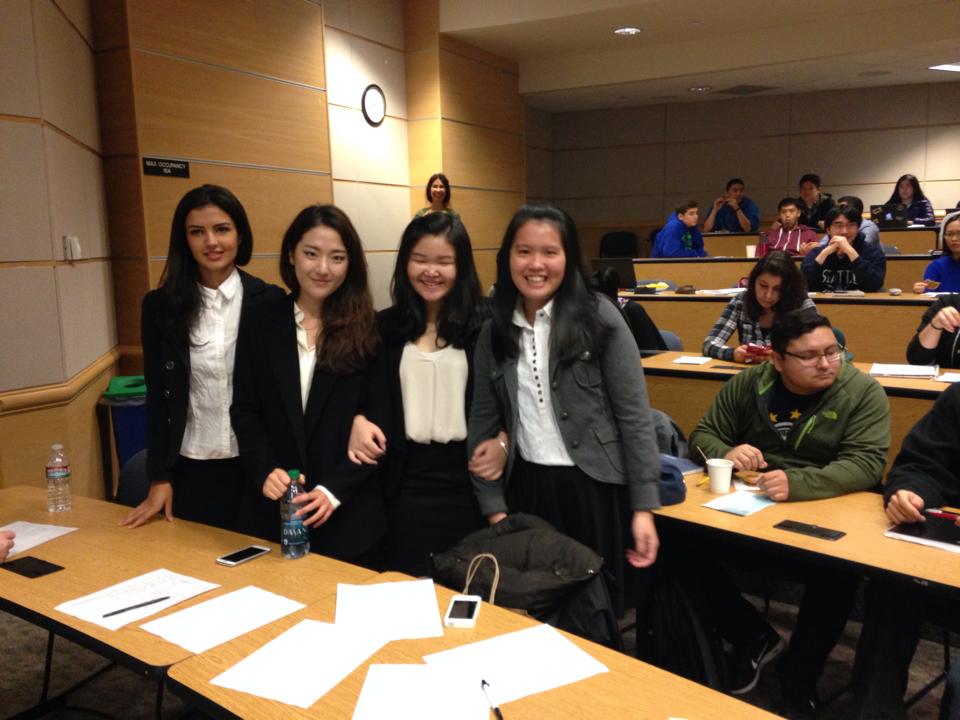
400, 342, 468, 443
180, 269, 243, 459
512, 300, 575, 467
292, 302, 340, 510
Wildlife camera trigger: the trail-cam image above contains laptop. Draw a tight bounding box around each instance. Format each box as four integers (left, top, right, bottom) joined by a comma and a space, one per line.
590, 257, 636, 289
870, 203, 908, 229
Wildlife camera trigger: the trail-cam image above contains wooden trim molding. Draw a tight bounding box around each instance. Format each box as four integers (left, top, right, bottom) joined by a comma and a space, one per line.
0, 349, 120, 415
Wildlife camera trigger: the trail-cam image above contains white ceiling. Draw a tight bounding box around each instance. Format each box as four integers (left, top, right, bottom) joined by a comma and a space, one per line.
439, 0, 960, 112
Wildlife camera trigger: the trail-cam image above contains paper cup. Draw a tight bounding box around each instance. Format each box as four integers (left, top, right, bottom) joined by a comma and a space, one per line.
745, 244, 757, 257
706, 458, 734, 494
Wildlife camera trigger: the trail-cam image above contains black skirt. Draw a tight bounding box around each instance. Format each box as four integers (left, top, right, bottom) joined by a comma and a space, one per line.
385, 440, 484, 577
508, 457, 633, 614
171, 455, 245, 532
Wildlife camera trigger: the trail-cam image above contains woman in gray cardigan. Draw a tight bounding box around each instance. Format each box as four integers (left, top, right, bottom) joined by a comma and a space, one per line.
467, 204, 661, 611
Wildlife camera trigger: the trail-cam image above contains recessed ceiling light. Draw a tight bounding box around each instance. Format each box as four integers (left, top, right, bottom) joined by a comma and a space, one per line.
930, 63, 960, 72
614, 26, 641, 36
688, 86, 712, 93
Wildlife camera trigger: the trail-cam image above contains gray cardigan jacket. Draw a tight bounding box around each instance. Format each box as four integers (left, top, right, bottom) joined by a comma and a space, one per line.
467, 296, 662, 517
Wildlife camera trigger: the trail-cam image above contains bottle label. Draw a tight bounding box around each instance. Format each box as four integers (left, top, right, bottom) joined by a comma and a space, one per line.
46, 465, 70, 479
281, 521, 309, 546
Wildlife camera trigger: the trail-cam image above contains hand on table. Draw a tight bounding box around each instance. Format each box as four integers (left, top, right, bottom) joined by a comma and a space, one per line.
724, 444, 767, 472
626, 511, 659, 568
0, 530, 15, 562
119, 480, 173, 528
885, 490, 926, 525
756, 469, 789, 502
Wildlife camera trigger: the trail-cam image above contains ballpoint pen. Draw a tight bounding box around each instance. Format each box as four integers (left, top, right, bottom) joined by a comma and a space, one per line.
481, 679, 504, 720
102, 595, 170, 618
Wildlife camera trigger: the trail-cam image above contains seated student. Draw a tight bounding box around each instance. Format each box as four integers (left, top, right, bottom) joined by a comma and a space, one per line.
757, 197, 820, 257
818, 196, 880, 247
905, 293, 960, 368
689, 308, 889, 716
591, 267, 668, 354
702, 178, 760, 233
912, 210, 960, 294
888, 173, 935, 224
0, 530, 13, 562
231, 205, 386, 569
802, 205, 885, 292
795, 173, 836, 230
703, 251, 815, 362
850, 382, 960, 720
652, 200, 706, 257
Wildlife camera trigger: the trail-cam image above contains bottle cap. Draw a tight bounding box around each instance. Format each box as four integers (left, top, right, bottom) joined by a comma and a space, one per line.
289, 469, 300, 481
52, 443, 63, 451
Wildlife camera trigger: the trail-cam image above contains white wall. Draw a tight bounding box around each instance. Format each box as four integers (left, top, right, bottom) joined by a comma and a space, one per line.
324, 0, 409, 310
529, 82, 960, 227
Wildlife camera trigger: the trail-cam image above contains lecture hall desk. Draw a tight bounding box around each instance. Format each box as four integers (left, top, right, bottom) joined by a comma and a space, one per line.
641, 351, 948, 475
0, 486, 376, 695
167, 572, 779, 720
625, 290, 934, 365
701, 227, 938, 257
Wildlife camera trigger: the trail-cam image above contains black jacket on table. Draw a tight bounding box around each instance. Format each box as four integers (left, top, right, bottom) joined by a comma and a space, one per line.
883, 382, 960, 509
230, 294, 387, 561
371, 305, 480, 499
141, 270, 283, 485
800, 232, 886, 292
906, 294, 960, 369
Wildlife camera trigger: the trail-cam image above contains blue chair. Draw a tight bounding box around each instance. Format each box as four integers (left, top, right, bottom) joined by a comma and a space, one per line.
660, 330, 683, 351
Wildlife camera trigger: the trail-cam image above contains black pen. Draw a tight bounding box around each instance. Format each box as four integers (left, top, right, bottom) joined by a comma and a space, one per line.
102, 595, 170, 618
481, 679, 504, 720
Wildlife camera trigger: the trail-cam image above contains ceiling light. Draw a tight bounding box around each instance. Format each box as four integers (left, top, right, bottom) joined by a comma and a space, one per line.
688, 86, 712, 93
614, 26, 641, 36
930, 63, 960, 72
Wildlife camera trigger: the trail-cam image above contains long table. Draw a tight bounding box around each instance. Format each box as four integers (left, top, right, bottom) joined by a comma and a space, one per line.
167, 571, 779, 719
641, 351, 945, 475
702, 228, 938, 257
625, 290, 933, 365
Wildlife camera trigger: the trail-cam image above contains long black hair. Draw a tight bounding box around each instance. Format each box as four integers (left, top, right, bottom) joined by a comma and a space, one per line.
742, 250, 809, 320
388, 213, 484, 348
888, 173, 928, 204
490, 204, 606, 363
157, 184, 253, 345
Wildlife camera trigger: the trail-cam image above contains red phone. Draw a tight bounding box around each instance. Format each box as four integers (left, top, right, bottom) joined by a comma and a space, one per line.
745, 343, 771, 356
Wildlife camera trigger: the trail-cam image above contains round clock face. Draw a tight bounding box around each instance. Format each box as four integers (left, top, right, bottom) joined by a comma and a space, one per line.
361, 84, 386, 127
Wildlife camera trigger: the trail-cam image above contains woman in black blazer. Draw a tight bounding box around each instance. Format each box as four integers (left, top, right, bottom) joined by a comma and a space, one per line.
121, 185, 282, 531
349, 213, 490, 576
231, 205, 386, 568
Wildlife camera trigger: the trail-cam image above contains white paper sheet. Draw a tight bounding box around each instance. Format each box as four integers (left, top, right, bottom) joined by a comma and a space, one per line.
936, 372, 960, 383
869, 363, 939, 378
423, 624, 608, 705
702, 490, 775, 516
352, 664, 488, 720
694, 288, 745, 295
140, 586, 304, 652
211, 619, 384, 709
54, 569, 219, 630
672, 355, 711, 365
336, 579, 443, 643
0, 520, 77, 556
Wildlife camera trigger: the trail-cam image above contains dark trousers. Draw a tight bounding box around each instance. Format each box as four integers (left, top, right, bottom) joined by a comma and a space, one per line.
171, 455, 245, 532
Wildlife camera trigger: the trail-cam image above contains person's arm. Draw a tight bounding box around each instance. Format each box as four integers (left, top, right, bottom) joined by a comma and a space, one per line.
689, 370, 753, 460
908, 302, 960, 366
653, 223, 696, 258
467, 323, 510, 519
800, 247, 826, 291
0, 530, 15, 562
739, 198, 760, 232
785, 378, 890, 500
851, 241, 886, 292
702, 198, 723, 233
912, 199, 935, 223
860, 220, 880, 245
701, 297, 742, 361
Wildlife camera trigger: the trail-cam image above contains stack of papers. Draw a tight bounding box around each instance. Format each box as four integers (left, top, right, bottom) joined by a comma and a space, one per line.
672, 355, 711, 365
0, 521, 76, 556
869, 363, 939, 378
695, 288, 745, 295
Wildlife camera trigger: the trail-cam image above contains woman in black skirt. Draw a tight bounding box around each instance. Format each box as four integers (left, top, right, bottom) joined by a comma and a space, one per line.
349, 213, 489, 576
467, 204, 662, 612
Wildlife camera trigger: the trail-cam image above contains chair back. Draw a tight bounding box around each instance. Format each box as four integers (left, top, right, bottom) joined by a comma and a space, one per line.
659, 330, 683, 351
600, 231, 639, 258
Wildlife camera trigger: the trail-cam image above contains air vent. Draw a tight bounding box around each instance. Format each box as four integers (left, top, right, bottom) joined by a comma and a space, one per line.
715, 84, 778, 96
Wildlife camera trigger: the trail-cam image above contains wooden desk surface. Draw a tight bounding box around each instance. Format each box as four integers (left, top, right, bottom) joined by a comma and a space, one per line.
625, 290, 932, 366
701, 228, 937, 257
168, 572, 778, 719
656, 477, 960, 592
0, 486, 376, 673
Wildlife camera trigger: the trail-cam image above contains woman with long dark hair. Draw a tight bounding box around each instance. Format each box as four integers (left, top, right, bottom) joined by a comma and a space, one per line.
467, 204, 661, 612
415, 172, 459, 220
231, 205, 386, 567
121, 185, 282, 530
702, 250, 815, 362
348, 213, 488, 575
887, 173, 935, 224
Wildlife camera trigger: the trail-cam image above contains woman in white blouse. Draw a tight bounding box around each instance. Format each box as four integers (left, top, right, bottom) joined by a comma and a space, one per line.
349, 213, 491, 576
121, 185, 281, 530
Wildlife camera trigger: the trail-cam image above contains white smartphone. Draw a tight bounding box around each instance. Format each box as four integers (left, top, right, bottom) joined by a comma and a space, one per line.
443, 594, 481, 628
216, 545, 271, 567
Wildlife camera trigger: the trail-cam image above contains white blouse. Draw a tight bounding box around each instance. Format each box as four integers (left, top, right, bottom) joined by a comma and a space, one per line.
399, 342, 468, 443
180, 269, 242, 460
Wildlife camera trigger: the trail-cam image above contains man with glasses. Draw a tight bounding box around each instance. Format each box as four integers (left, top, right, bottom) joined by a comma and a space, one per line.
687, 308, 889, 718
803, 205, 886, 292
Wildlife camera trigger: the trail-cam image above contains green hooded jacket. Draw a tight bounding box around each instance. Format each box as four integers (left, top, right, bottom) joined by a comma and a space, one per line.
689, 362, 889, 501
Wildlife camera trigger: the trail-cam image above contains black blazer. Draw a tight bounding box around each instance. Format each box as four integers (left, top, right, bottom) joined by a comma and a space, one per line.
231, 294, 387, 561
372, 306, 480, 498
141, 270, 283, 484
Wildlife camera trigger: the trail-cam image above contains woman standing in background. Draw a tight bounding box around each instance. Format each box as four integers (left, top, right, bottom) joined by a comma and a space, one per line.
415, 172, 460, 220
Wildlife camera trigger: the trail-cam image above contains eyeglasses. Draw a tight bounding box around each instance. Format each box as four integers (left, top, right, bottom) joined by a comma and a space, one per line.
782, 345, 845, 365
829, 222, 857, 231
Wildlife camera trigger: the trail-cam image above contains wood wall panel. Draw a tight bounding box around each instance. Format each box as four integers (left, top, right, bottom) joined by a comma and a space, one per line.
103, 155, 145, 259
111, 257, 149, 346
403, 0, 438, 52
405, 48, 440, 120
442, 120, 523, 192
454, 188, 523, 250
143, 165, 333, 257
133, 50, 330, 171
439, 49, 522, 135
439, 36, 517, 74
473, 248, 498, 293
95, 49, 138, 156
408, 119, 443, 193
91, 0, 128, 50
128, 0, 325, 88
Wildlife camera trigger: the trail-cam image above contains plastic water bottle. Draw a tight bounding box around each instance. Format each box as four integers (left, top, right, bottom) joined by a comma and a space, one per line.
280, 469, 310, 559
46, 443, 72, 512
